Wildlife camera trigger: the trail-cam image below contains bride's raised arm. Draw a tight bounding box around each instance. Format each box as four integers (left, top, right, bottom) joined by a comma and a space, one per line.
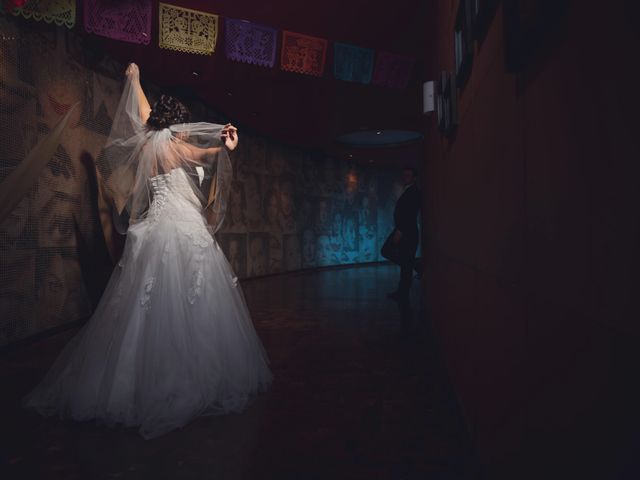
175, 124, 239, 164
125, 63, 151, 124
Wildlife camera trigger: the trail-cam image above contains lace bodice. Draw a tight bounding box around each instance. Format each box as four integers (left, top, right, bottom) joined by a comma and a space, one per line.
147, 168, 202, 216
149, 168, 199, 200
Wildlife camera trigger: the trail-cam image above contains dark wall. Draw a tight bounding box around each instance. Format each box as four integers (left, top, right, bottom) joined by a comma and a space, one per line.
422, 1, 640, 477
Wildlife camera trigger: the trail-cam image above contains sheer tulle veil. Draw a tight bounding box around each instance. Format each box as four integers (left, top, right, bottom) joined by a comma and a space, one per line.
97, 75, 232, 234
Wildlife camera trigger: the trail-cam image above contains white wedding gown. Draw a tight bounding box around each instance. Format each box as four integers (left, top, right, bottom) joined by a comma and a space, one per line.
24, 167, 273, 439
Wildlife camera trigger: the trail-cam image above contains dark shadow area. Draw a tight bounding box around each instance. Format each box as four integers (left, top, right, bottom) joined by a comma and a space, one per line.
74, 152, 116, 308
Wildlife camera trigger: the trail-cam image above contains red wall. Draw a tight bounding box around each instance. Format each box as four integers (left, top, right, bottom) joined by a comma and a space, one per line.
422, 1, 640, 477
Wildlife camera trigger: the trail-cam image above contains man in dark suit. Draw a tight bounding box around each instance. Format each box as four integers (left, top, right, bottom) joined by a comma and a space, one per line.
381, 166, 421, 301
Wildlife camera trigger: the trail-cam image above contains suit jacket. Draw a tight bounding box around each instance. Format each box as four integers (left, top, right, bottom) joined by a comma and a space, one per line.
393, 183, 420, 238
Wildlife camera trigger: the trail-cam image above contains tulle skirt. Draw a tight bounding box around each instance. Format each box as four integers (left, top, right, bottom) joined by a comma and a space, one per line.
23, 199, 273, 439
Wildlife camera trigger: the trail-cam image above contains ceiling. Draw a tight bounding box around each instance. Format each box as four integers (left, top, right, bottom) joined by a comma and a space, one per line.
87, 0, 428, 166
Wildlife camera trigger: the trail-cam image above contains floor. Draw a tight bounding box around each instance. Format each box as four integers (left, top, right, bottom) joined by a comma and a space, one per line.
1, 264, 474, 480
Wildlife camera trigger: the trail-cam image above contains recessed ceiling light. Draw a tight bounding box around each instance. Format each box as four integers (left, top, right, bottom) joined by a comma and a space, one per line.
376, 131, 382, 135
192, 71, 199, 76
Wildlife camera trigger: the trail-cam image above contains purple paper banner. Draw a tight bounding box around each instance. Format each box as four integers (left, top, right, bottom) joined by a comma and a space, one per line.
225, 18, 277, 68
84, 0, 152, 45
372, 51, 415, 88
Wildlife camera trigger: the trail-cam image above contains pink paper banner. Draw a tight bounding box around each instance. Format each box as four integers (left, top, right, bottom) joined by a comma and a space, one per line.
84, 0, 152, 45
372, 51, 415, 88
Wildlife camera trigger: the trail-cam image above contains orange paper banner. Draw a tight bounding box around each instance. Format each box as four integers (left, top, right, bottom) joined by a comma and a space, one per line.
280, 31, 327, 77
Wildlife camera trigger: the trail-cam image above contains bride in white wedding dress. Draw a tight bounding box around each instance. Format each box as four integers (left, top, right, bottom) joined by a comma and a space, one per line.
23, 64, 273, 439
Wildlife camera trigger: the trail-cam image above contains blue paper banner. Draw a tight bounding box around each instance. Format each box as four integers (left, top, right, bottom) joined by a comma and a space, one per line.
333, 42, 375, 84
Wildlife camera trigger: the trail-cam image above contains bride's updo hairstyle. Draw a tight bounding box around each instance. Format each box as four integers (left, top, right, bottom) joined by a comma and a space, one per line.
146, 94, 191, 130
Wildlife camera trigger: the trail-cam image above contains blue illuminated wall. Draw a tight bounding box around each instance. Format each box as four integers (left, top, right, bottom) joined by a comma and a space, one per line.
215, 134, 414, 278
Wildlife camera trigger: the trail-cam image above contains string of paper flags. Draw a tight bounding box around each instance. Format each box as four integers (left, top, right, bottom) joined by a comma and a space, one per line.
1, 0, 415, 88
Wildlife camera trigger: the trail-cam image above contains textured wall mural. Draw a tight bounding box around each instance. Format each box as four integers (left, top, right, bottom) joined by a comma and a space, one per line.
0, 18, 122, 345
217, 138, 405, 277
0, 17, 409, 346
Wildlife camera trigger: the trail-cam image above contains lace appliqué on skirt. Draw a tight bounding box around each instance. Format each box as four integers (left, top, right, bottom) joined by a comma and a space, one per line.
140, 277, 155, 310
184, 228, 213, 249
188, 269, 204, 304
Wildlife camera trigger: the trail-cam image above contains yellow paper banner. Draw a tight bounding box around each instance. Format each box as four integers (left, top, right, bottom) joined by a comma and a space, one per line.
7, 0, 76, 29
159, 2, 218, 55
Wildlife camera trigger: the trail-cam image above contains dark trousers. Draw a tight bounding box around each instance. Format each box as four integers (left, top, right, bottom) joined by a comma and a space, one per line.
381, 229, 418, 295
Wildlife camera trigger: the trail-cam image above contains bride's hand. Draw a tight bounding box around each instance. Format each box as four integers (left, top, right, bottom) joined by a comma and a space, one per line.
221, 123, 239, 151
125, 63, 140, 82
